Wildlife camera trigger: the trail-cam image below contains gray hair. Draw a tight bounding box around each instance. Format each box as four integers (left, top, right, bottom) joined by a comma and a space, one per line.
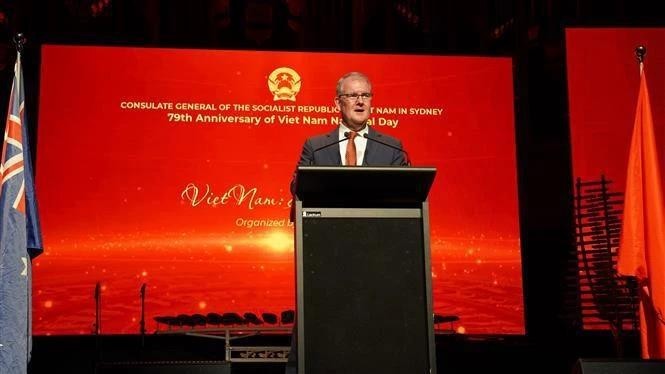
336, 72, 372, 96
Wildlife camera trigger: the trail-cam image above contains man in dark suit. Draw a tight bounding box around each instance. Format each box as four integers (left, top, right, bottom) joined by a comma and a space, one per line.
286, 72, 407, 374
295, 71, 407, 167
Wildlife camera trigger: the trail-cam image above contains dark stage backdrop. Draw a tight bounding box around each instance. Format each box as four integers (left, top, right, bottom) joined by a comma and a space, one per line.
34, 45, 523, 335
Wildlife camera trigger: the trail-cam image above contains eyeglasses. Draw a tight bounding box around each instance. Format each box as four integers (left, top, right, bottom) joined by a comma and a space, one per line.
338, 92, 373, 101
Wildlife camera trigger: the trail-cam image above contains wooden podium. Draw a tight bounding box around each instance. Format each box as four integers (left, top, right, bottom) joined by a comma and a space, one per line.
293, 166, 437, 374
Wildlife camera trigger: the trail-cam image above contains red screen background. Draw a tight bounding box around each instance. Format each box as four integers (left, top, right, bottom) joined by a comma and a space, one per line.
34, 46, 524, 334
567, 28, 665, 188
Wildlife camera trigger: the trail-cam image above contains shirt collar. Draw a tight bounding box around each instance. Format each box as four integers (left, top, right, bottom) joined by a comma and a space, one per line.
339, 122, 369, 138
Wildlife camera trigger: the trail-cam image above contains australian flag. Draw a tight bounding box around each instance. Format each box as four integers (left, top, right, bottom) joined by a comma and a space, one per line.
0, 52, 43, 373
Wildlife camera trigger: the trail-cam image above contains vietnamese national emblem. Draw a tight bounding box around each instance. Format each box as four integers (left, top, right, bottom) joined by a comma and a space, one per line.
268, 67, 301, 101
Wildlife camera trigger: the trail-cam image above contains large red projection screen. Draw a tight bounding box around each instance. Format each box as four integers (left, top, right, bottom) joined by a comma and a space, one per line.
35, 45, 524, 335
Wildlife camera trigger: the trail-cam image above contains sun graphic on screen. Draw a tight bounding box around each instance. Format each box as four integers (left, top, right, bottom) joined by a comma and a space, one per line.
257, 230, 293, 253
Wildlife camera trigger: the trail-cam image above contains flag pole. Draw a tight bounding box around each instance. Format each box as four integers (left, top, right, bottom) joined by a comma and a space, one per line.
13, 32, 26, 54
14, 31, 31, 370
635, 45, 646, 75
618, 43, 665, 359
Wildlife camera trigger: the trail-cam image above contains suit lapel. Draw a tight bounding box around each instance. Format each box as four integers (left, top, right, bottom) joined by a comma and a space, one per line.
322, 128, 342, 165
363, 127, 378, 166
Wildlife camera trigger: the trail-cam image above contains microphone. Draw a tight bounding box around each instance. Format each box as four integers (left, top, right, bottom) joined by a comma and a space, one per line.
94, 282, 102, 335
308, 132, 352, 165
140, 283, 147, 340
362, 133, 411, 166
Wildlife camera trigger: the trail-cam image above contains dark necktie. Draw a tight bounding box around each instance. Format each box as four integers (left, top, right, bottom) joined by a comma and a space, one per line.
345, 131, 358, 166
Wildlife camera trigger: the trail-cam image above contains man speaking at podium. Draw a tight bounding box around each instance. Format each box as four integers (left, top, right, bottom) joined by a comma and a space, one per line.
295, 71, 408, 167
287, 72, 409, 373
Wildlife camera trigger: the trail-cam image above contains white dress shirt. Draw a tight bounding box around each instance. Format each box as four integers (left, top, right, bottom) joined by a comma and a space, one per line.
338, 123, 369, 166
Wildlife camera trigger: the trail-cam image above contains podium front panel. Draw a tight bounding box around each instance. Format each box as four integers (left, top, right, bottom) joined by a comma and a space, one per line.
298, 208, 431, 374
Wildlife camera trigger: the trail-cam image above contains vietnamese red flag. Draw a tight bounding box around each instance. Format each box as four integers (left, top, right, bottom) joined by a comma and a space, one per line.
617, 68, 665, 359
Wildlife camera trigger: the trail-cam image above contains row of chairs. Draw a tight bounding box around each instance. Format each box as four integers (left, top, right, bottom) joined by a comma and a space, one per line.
154, 311, 458, 332
154, 310, 295, 330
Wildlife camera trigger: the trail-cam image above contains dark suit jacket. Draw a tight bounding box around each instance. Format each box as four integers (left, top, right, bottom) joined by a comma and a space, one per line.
290, 127, 407, 196
296, 127, 407, 167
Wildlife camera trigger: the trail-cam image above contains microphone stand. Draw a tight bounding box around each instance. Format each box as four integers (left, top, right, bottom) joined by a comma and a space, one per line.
93, 282, 102, 365
362, 133, 411, 166
140, 283, 147, 348
307, 132, 352, 165
94, 282, 101, 335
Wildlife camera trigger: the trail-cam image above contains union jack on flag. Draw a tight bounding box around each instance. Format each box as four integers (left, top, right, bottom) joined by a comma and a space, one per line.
0, 51, 42, 373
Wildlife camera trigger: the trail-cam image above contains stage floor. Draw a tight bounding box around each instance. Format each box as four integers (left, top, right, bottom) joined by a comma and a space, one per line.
28, 331, 640, 374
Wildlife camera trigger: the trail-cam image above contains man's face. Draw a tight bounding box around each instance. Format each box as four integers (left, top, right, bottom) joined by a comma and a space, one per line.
334, 77, 372, 131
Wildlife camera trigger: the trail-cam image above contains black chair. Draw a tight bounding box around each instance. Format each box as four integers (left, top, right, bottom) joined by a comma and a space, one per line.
281, 310, 295, 325
176, 314, 196, 328
243, 312, 263, 325
153, 315, 177, 330
222, 312, 245, 325
206, 312, 224, 326
191, 313, 207, 327
262, 312, 278, 325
